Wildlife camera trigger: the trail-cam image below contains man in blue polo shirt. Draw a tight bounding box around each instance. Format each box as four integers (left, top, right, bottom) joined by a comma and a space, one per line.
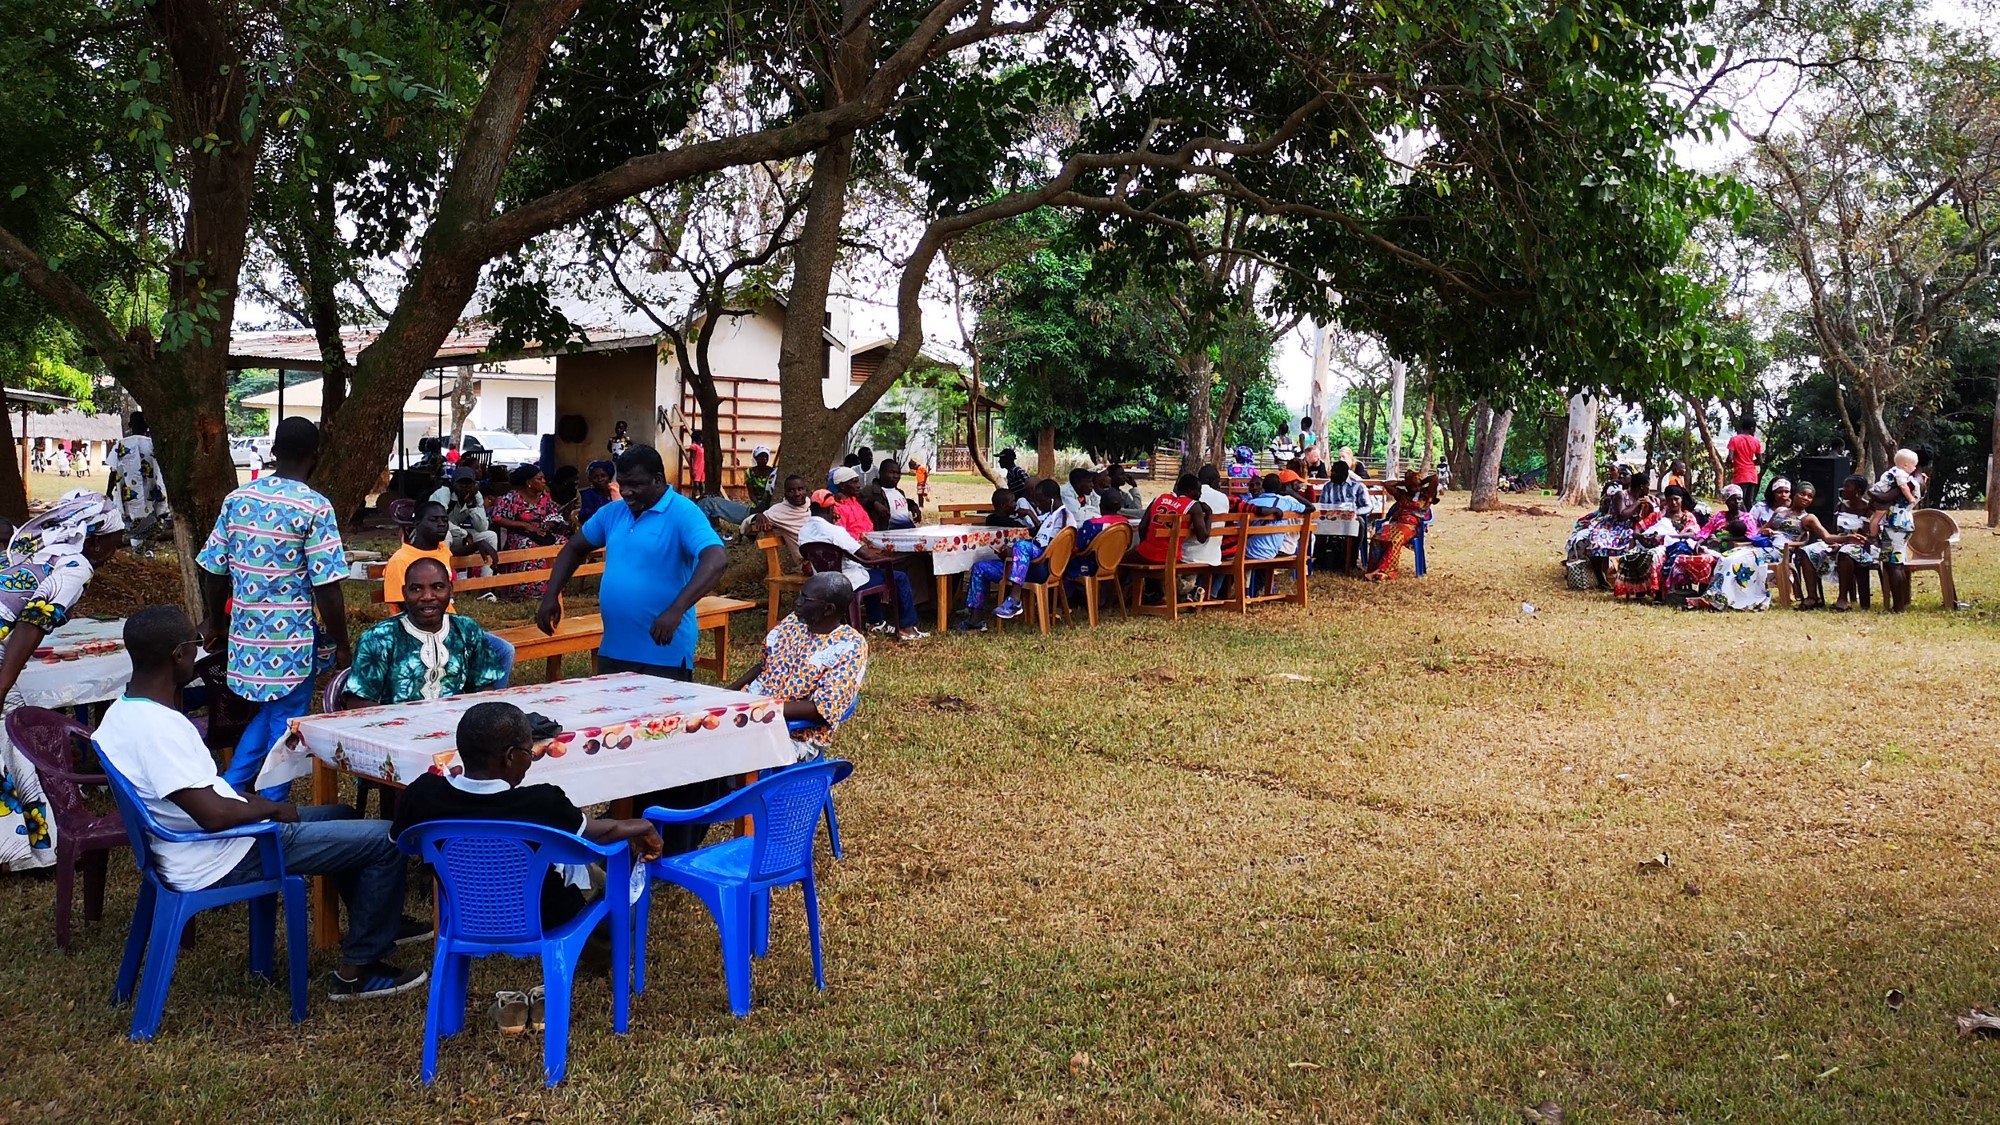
535, 443, 726, 680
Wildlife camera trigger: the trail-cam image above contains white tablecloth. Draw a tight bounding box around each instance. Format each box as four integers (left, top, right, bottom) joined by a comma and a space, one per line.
9, 617, 130, 712
866, 524, 1030, 575
255, 673, 798, 806
1312, 506, 1366, 538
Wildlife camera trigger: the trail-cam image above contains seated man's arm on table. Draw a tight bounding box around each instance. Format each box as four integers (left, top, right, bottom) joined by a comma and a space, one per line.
171, 785, 297, 830
583, 816, 664, 861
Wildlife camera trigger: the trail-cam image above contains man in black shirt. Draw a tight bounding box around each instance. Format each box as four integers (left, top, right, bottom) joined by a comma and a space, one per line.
997, 448, 1030, 495
390, 701, 663, 927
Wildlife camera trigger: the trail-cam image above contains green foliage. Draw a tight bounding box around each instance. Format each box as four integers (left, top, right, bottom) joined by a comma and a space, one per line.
227, 369, 280, 435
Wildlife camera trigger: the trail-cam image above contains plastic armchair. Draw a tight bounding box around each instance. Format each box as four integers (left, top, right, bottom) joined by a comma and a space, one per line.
1370, 506, 1434, 577
1072, 522, 1133, 626
390, 498, 419, 540
799, 541, 890, 630
398, 820, 639, 1086
994, 527, 1077, 635
641, 759, 854, 1017
97, 747, 307, 1041
1891, 509, 1961, 608
781, 694, 861, 859
5, 707, 126, 950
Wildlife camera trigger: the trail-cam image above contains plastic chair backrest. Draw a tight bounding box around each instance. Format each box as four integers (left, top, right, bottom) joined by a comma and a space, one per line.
95, 748, 165, 875
401, 820, 614, 946
5, 707, 102, 825
798, 541, 841, 579
390, 498, 418, 529
1090, 521, 1133, 575
192, 653, 257, 747
649, 760, 853, 883
320, 667, 351, 714
1035, 527, 1078, 580
1910, 509, 1959, 559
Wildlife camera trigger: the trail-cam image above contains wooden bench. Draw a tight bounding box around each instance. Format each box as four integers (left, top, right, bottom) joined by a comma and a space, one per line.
366, 545, 758, 682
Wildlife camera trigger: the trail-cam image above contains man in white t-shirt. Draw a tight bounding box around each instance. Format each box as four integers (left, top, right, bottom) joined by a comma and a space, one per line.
797, 490, 926, 640
95, 605, 430, 1001
860, 460, 920, 529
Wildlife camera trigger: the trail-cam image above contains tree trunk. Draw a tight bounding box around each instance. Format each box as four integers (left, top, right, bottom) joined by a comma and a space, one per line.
1181, 351, 1215, 472
1557, 394, 1599, 506
0, 402, 26, 525
1308, 322, 1332, 455
1988, 375, 2000, 527
448, 370, 477, 446
1385, 358, 1408, 477
1468, 401, 1514, 511
772, 133, 860, 489
1682, 396, 1725, 492
1036, 425, 1056, 480
1419, 391, 1435, 483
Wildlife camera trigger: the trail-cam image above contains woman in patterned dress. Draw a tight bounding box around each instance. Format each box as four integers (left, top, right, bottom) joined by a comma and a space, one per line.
1831, 474, 1880, 611
488, 464, 571, 598
730, 572, 867, 763
1364, 470, 1438, 581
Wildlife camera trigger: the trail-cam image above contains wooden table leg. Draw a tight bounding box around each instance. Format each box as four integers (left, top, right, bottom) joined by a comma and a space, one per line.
716, 619, 730, 682
936, 573, 950, 634
738, 771, 756, 838
545, 654, 562, 682
310, 759, 341, 950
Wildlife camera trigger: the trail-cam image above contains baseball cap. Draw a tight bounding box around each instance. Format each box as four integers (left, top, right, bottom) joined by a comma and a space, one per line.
830, 466, 861, 485
810, 488, 837, 507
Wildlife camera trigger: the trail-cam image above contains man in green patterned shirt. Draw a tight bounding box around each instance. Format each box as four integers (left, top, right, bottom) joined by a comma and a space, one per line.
344, 558, 504, 707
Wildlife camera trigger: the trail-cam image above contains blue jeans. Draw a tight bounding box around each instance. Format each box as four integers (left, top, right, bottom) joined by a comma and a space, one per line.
866, 566, 918, 629
485, 631, 515, 688
213, 804, 406, 966
224, 675, 316, 801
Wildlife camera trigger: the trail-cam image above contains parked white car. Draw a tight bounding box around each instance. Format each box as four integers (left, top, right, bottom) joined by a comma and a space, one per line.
229, 435, 272, 469
454, 430, 541, 469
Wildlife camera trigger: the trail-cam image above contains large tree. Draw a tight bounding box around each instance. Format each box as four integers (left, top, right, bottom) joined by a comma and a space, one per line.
0, 0, 1067, 598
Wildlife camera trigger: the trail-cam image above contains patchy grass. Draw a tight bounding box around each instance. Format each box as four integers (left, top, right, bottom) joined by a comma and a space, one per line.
9, 500, 2000, 1122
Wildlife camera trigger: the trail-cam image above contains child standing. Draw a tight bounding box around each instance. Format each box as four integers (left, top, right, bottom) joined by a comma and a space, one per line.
909, 459, 929, 510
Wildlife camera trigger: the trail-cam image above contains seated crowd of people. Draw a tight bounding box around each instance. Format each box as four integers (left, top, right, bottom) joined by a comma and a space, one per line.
738, 442, 1440, 635
1562, 449, 1931, 612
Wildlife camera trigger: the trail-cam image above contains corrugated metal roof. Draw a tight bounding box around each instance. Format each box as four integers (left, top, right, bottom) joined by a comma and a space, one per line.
227, 323, 656, 371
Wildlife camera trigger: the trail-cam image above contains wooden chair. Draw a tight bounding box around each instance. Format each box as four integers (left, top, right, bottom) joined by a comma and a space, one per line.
994, 527, 1077, 635
1075, 521, 1132, 626
759, 535, 804, 629
1238, 509, 1316, 608
1889, 508, 1962, 608
1122, 512, 1191, 620
1187, 512, 1248, 613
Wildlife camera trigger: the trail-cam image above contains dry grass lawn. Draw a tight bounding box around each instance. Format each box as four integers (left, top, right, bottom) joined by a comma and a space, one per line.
8, 488, 2000, 1122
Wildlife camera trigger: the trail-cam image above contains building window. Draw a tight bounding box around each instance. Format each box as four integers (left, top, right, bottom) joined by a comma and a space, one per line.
505, 397, 539, 434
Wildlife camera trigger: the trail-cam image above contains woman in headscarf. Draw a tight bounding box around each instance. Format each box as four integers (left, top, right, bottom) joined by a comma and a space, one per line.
0, 490, 126, 703
1227, 446, 1258, 481
488, 464, 570, 597
578, 459, 618, 523
746, 446, 777, 509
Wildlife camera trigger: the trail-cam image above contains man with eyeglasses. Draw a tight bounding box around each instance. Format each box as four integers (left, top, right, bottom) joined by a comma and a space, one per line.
95, 605, 430, 1001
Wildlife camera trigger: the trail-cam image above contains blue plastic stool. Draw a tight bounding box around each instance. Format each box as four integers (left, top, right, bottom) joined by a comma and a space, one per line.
399, 821, 639, 1086
98, 748, 308, 1041
641, 760, 853, 1016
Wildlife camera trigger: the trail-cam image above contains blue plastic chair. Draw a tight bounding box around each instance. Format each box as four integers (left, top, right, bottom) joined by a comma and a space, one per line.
1370, 508, 1433, 577
783, 694, 860, 859
640, 759, 853, 1017
97, 747, 308, 1041
398, 821, 638, 1086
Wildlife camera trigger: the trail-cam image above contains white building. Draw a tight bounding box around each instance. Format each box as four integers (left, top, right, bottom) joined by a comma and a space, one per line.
238, 361, 557, 454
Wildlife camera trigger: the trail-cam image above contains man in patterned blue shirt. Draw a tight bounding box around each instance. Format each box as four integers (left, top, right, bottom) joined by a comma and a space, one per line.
198, 417, 350, 799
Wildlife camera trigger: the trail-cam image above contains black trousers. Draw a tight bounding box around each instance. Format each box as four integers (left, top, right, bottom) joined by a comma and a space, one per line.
598, 654, 734, 856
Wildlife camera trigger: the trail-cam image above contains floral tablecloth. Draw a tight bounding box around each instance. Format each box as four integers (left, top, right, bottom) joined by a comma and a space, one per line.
866, 524, 1030, 575
8, 617, 130, 712
254, 673, 798, 806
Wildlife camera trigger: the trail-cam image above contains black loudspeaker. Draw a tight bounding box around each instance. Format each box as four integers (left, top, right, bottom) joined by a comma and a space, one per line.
555, 414, 588, 444
1793, 453, 1851, 524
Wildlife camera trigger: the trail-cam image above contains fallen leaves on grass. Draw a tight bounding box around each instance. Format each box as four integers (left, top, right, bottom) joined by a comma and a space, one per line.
1522, 1100, 1564, 1124
1636, 853, 1672, 872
